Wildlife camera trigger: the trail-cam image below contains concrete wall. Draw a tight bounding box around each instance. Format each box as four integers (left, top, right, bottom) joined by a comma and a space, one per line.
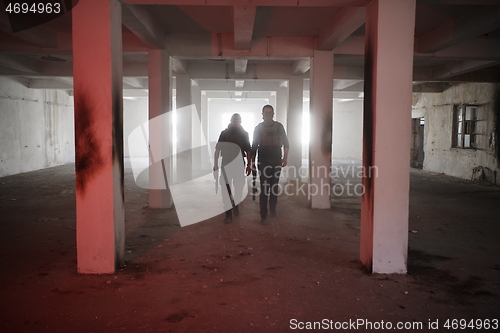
208, 99, 266, 145
332, 99, 363, 160
0, 76, 74, 177
123, 97, 267, 159
413, 83, 500, 184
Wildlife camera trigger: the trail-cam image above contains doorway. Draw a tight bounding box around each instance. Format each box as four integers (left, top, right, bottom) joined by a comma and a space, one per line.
411, 118, 425, 169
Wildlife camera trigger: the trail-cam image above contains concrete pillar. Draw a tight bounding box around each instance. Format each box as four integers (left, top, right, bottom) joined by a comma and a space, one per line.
148, 49, 173, 208
191, 81, 205, 174
276, 86, 288, 126
72, 0, 124, 274
201, 92, 211, 166
287, 76, 303, 180
361, 0, 416, 274
309, 50, 334, 209
176, 73, 192, 183
269, 94, 277, 111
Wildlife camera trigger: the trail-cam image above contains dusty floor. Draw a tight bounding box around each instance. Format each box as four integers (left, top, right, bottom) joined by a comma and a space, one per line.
0, 161, 499, 333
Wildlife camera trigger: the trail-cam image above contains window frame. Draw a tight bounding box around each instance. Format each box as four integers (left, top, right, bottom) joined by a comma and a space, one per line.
452, 104, 478, 149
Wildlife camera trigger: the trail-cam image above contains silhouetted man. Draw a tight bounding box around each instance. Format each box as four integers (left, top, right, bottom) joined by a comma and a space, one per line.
251, 105, 289, 223
213, 113, 252, 222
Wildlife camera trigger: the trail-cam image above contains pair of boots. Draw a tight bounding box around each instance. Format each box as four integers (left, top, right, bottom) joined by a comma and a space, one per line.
223, 205, 239, 223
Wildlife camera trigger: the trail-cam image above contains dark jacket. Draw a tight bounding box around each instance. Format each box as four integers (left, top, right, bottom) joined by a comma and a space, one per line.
216, 124, 251, 163
251, 121, 289, 164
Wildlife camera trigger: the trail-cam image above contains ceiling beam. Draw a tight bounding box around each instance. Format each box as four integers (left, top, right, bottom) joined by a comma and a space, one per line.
12, 62, 363, 81
416, 37, 500, 61
234, 59, 248, 74
0, 54, 41, 74
0, 61, 339, 80
333, 65, 364, 80
123, 89, 149, 97
417, 0, 500, 4
123, 77, 147, 89
317, 7, 365, 51
50, 76, 74, 88
0, 65, 33, 75
413, 64, 500, 82
188, 61, 295, 80
27, 77, 148, 90
416, 5, 500, 53
172, 58, 189, 73
291, 59, 310, 75
412, 82, 451, 93
233, 6, 256, 50
330, 35, 364, 55
205, 91, 272, 99
333, 81, 364, 92
0, 32, 142, 52
122, 0, 371, 7
333, 91, 364, 99
122, 3, 167, 49
0, 9, 58, 48
433, 60, 500, 79
28, 78, 72, 89
333, 79, 362, 90
197, 79, 281, 91
438, 67, 500, 82
0, 24, 58, 48
171, 34, 316, 59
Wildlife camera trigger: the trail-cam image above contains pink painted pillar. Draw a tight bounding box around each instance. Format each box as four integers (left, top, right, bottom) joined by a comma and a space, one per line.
148, 49, 173, 208
361, 0, 416, 274
309, 50, 334, 209
73, 0, 124, 274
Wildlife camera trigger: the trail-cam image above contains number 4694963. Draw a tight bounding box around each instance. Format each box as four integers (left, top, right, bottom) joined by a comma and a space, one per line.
5, 2, 61, 14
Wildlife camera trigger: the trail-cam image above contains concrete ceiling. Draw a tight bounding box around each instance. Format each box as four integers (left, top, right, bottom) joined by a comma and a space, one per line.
0, 0, 499, 97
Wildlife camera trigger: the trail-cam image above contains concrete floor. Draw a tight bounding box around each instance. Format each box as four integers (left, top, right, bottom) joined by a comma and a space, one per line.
0, 160, 499, 332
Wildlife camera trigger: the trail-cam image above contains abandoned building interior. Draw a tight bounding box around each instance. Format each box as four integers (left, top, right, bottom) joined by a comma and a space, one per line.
1, 0, 499, 331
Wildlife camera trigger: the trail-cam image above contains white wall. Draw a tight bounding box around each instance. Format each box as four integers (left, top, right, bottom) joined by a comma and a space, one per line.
0, 76, 74, 177
123, 97, 148, 158
332, 99, 363, 160
413, 83, 500, 184
123, 97, 267, 160
208, 99, 266, 145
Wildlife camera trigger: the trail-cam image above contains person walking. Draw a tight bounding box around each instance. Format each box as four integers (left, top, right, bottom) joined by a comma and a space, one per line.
250, 105, 289, 223
213, 113, 252, 222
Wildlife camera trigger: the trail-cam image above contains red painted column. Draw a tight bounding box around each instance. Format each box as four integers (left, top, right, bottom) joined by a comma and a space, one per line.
309, 50, 334, 209
148, 49, 173, 208
361, 0, 416, 273
73, 0, 124, 274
